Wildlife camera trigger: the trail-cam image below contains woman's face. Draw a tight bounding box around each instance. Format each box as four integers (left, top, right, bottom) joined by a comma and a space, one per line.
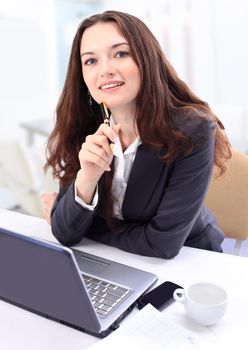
80, 22, 140, 113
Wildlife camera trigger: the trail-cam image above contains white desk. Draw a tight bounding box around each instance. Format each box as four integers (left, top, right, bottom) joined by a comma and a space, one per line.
0, 208, 247, 349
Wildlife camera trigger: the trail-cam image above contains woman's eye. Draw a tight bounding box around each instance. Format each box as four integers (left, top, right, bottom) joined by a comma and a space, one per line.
115, 51, 129, 58
84, 58, 96, 65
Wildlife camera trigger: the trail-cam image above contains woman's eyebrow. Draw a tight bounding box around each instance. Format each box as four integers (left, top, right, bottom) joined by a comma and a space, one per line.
81, 42, 129, 57
112, 42, 129, 49
81, 51, 94, 58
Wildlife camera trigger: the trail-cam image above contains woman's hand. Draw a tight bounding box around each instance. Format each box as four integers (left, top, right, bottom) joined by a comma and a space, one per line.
41, 192, 57, 224
75, 123, 120, 204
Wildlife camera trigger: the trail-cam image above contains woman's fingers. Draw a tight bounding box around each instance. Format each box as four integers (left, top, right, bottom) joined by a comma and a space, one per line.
78, 123, 120, 172
77, 122, 121, 177
95, 123, 119, 144
40, 192, 57, 224
85, 134, 113, 155
82, 141, 108, 162
79, 145, 111, 171
41, 192, 57, 204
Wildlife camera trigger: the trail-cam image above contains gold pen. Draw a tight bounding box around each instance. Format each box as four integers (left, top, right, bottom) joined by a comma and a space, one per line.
100, 101, 110, 126
100, 101, 114, 152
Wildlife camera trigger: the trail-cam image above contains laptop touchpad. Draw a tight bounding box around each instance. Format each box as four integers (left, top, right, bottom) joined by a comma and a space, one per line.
79, 255, 110, 274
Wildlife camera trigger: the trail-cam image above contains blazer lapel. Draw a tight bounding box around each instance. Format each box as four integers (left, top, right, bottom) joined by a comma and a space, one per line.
122, 144, 165, 220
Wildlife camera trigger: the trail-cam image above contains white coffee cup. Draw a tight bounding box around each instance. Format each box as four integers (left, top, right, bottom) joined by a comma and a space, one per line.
173, 282, 227, 326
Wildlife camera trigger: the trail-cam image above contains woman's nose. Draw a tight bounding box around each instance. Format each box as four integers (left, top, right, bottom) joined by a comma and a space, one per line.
100, 59, 115, 77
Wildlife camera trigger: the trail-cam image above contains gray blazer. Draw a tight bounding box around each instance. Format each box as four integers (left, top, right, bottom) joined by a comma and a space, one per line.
51, 116, 224, 259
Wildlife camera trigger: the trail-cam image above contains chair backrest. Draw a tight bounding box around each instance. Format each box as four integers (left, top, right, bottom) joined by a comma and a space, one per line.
0, 137, 58, 217
205, 148, 248, 240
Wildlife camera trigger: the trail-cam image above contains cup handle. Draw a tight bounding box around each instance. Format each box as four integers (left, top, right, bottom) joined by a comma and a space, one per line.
173, 288, 185, 304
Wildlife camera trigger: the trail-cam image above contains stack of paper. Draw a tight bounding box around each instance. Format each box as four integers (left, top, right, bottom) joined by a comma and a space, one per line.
90, 304, 219, 349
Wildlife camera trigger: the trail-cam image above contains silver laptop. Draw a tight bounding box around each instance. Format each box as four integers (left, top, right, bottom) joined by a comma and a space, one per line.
0, 227, 157, 337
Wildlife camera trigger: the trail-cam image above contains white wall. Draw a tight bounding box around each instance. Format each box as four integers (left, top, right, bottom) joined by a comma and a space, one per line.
0, 0, 247, 148
104, 0, 248, 106
103, 0, 248, 149
0, 0, 247, 213
188, 0, 248, 107
0, 0, 58, 137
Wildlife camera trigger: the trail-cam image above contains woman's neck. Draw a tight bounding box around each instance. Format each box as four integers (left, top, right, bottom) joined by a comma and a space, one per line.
111, 106, 138, 151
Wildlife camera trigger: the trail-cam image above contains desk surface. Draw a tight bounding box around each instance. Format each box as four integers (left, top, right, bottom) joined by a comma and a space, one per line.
0, 209, 247, 349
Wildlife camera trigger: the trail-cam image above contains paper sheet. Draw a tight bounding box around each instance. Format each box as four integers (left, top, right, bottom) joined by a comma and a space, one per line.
90, 304, 217, 349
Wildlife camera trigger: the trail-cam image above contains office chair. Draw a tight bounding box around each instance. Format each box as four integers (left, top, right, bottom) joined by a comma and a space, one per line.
0, 137, 58, 217
205, 148, 248, 255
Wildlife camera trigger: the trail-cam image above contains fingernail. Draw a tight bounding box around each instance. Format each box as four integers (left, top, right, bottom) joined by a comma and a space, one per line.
110, 144, 115, 153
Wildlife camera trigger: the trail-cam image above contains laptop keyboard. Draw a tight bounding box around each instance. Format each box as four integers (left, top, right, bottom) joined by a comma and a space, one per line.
82, 274, 131, 316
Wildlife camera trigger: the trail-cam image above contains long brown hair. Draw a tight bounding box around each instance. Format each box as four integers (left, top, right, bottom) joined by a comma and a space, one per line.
46, 10, 231, 221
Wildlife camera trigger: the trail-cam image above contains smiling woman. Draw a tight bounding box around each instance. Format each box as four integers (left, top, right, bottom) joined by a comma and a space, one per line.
44, 10, 231, 259
80, 22, 140, 115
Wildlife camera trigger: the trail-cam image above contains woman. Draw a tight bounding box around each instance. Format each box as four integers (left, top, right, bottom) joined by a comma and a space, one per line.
44, 10, 231, 259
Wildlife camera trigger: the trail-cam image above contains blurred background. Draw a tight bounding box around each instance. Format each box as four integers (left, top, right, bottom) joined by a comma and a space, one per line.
0, 0, 248, 218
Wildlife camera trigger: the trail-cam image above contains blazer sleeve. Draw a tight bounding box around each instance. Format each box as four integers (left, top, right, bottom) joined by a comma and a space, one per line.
88, 120, 217, 258
50, 182, 95, 245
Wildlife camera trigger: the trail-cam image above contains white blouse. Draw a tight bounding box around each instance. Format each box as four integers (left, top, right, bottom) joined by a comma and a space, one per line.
75, 119, 141, 220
